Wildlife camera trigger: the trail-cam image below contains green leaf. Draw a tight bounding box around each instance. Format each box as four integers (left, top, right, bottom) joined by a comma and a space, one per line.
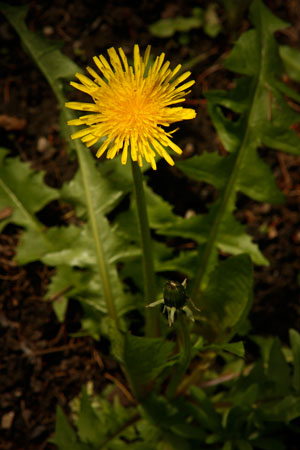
204, 3, 221, 38
232, 383, 259, 409
50, 406, 86, 450
178, 150, 284, 205
124, 335, 174, 398
0, 153, 58, 232
177, 152, 232, 191
236, 440, 252, 450
145, 185, 178, 229
223, 442, 233, 450
190, 0, 299, 299
225, 405, 248, 434
141, 394, 187, 430
201, 254, 253, 332
199, 341, 245, 358
289, 329, 300, 392
249, 0, 289, 33
224, 29, 260, 76
159, 210, 267, 266
267, 337, 291, 396
77, 387, 103, 446
61, 158, 128, 219
155, 249, 199, 280
46, 263, 137, 324
260, 395, 300, 422
218, 213, 268, 265
149, 10, 203, 38
236, 147, 284, 204
170, 423, 206, 441
279, 45, 300, 82
189, 387, 222, 432
251, 438, 285, 450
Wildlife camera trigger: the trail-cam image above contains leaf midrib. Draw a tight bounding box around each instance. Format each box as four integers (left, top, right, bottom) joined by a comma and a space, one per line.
192, 20, 267, 301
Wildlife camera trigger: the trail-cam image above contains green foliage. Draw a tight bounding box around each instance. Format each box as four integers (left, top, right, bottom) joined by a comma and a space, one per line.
172, 0, 300, 301
200, 254, 253, 338
51, 386, 140, 449
279, 45, 300, 82
0, 4, 139, 327
53, 331, 300, 449
204, 4, 222, 38
124, 334, 175, 398
149, 6, 221, 40
0, 149, 58, 234
149, 8, 204, 38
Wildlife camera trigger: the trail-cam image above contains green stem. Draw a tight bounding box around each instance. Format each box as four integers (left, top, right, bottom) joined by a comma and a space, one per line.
167, 312, 191, 399
76, 140, 118, 323
192, 75, 263, 304
52, 87, 118, 325
191, 130, 250, 304
130, 161, 159, 337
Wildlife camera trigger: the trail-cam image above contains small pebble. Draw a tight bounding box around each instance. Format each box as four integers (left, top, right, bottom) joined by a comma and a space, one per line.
1, 411, 15, 429
37, 136, 49, 152
185, 209, 195, 219
43, 26, 54, 36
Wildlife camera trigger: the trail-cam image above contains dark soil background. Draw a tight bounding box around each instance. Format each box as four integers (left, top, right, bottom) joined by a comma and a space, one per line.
1, 1, 300, 449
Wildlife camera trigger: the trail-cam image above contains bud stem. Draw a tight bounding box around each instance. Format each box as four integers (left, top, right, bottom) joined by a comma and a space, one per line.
167, 311, 191, 398
131, 160, 159, 337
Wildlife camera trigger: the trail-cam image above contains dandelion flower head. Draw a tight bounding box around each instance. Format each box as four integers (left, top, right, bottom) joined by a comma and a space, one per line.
66, 45, 196, 170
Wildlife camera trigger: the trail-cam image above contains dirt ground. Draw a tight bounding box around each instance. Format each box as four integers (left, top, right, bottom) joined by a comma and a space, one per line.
1, 1, 300, 448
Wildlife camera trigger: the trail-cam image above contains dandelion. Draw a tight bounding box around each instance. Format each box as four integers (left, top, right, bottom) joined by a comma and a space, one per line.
146, 279, 200, 327
66, 45, 196, 170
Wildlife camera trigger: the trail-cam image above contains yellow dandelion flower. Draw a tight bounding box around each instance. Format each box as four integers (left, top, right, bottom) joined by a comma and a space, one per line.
65, 45, 196, 170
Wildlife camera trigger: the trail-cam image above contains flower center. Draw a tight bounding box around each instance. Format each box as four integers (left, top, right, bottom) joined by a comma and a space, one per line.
98, 81, 160, 137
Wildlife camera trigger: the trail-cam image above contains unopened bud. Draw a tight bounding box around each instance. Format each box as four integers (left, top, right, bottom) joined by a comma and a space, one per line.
163, 281, 187, 309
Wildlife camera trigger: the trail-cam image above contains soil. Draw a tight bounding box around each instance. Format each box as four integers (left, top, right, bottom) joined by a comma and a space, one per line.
1, 0, 300, 449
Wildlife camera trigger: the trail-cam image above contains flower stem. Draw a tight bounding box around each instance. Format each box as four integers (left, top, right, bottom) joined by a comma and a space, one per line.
55, 86, 118, 325
130, 161, 159, 337
167, 311, 191, 399
75, 141, 118, 324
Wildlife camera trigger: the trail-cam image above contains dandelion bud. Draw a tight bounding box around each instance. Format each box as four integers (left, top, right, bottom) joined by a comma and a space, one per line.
163, 280, 187, 309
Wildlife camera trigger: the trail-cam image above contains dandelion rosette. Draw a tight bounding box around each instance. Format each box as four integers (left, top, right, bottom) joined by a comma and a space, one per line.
65, 45, 196, 169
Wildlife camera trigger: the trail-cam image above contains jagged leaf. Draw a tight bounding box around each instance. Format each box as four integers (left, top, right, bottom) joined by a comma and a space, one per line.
289, 329, 300, 393
177, 152, 233, 190
46, 263, 137, 321
61, 158, 129, 219
187, 0, 299, 298
124, 335, 174, 398
260, 396, 300, 422
267, 338, 291, 396
189, 387, 222, 432
158, 210, 267, 265
178, 149, 284, 204
50, 406, 87, 450
279, 45, 300, 82
197, 341, 245, 358
149, 9, 203, 38
201, 254, 253, 332
0, 151, 58, 233
1, 3, 137, 323
77, 387, 103, 446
